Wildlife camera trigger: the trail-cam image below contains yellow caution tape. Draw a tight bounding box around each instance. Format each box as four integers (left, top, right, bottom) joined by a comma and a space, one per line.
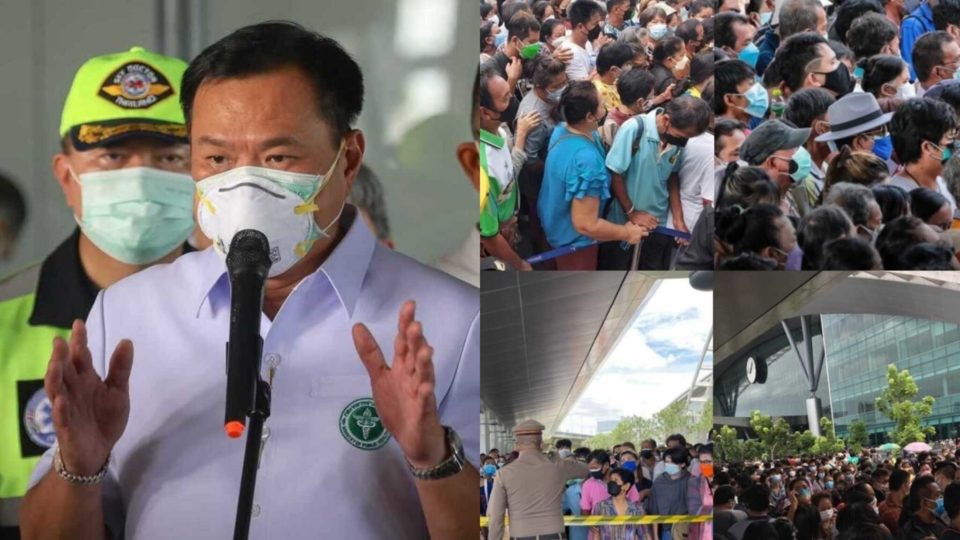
480, 514, 713, 527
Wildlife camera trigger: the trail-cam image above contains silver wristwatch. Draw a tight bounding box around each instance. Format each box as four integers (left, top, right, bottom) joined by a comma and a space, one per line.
54, 447, 110, 485
407, 426, 465, 481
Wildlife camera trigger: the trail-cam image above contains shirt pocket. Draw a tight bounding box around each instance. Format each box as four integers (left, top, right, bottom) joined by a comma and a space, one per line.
309, 374, 372, 398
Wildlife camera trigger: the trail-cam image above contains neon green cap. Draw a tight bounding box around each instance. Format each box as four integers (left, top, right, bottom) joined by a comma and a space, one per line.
59, 46, 188, 150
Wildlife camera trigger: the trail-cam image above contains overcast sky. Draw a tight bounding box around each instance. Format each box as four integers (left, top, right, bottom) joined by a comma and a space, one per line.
558, 278, 713, 435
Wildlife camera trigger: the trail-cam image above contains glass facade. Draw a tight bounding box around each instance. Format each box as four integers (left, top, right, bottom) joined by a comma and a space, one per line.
715, 314, 960, 445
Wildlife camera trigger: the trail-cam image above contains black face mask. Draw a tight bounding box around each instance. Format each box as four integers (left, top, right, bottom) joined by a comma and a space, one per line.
820, 64, 854, 98
662, 131, 689, 147
607, 481, 623, 497
498, 96, 520, 127
641, 450, 654, 460
587, 24, 602, 41
589, 469, 605, 480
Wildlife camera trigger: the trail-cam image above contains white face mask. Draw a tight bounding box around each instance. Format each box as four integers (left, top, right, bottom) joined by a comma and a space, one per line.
820, 508, 834, 521
196, 141, 346, 277
896, 82, 917, 99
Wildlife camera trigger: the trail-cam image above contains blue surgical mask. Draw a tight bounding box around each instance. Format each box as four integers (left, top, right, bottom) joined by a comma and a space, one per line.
648, 23, 668, 40
799, 489, 811, 498
788, 146, 813, 182
71, 166, 195, 264
665, 463, 681, 475
760, 12, 773, 26
622, 460, 638, 472
937, 497, 946, 515
738, 42, 760, 69
931, 141, 954, 164
873, 134, 893, 161
825, 480, 835, 489
853, 66, 864, 80
739, 82, 769, 118
483, 464, 498, 476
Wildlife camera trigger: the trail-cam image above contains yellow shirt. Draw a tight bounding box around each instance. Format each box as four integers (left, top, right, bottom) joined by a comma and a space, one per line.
594, 79, 621, 110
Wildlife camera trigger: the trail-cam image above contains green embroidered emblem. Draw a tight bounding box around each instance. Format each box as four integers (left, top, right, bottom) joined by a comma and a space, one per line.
339, 398, 391, 450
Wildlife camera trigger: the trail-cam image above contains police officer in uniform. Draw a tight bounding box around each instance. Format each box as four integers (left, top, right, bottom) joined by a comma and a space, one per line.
487, 419, 590, 540
0, 46, 193, 536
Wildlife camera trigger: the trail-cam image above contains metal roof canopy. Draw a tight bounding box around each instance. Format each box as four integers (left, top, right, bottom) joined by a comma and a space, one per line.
480, 271, 685, 438
715, 271, 960, 371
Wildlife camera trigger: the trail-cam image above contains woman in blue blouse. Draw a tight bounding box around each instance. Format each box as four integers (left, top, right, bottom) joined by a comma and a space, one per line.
538, 81, 647, 270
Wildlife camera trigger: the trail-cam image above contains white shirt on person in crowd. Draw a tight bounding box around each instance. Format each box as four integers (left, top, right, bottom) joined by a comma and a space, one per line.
668, 132, 714, 232
28, 206, 479, 539
561, 39, 595, 81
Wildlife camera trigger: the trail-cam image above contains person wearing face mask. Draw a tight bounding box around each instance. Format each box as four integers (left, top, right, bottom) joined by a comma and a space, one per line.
740, 119, 815, 219
603, 0, 635, 40
591, 468, 646, 540
479, 68, 541, 270
815, 93, 894, 173
889, 97, 960, 214
899, 475, 946, 539
861, 55, 915, 118
21, 24, 481, 540
602, 96, 712, 269
581, 449, 615, 517
650, 37, 690, 96
481, 10, 542, 93
645, 447, 705, 540
488, 421, 591, 540
594, 42, 637, 112
716, 12, 760, 69
0, 47, 195, 538
556, 438, 574, 460
784, 88, 835, 193
538, 81, 647, 269
911, 31, 960, 98
638, 6, 670, 49
561, 1, 606, 81
518, 57, 568, 161
900, 0, 938, 81
601, 68, 673, 148
480, 457, 499, 516
715, 60, 764, 129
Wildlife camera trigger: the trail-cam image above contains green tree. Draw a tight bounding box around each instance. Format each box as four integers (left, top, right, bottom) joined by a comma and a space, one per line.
874, 364, 936, 446
847, 419, 869, 454
582, 398, 714, 450
713, 425, 742, 463
749, 410, 794, 461
812, 417, 846, 455
793, 430, 817, 456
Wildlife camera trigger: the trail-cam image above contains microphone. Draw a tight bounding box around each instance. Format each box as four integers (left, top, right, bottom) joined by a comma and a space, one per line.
224, 230, 272, 438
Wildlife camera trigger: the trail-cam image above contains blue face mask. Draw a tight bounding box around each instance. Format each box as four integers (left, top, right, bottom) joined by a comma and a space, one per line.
738, 41, 760, 69
760, 12, 773, 26
648, 23, 668, 40
932, 141, 954, 164
621, 460, 638, 472
664, 463, 682, 475
799, 489, 811, 498
873, 134, 893, 161
483, 464, 498, 476
72, 166, 195, 264
786, 146, 813, 183
739, 82, 769, 119
825, 480, 835, 489
853, 66, 864, 80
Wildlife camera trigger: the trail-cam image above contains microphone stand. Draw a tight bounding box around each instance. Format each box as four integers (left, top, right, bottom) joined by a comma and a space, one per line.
234, 373, 271, 540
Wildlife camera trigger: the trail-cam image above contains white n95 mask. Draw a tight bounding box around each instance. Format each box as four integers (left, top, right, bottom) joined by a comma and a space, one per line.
196, 141, 346, 277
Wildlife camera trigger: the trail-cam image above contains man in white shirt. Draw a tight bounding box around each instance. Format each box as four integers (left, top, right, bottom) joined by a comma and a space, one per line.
668, 131, 714, 232
562, 1, 605, 80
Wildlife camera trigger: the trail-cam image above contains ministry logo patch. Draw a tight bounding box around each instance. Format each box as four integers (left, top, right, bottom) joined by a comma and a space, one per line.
98, 62, 174, 109
339, 398, 390, 451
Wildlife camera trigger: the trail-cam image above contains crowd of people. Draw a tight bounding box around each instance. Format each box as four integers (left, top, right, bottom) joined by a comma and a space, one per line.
480, 431, 714, 539
714, 0, 960, 269
479, 0, 715, 271
715, 441, 960, 539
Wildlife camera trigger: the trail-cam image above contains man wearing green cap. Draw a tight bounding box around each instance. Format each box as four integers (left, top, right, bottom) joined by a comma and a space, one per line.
0, 46, 194, 535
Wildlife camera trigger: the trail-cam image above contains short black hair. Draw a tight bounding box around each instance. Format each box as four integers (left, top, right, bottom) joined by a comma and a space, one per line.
653, 36, 685, 65
876, 215, 932, 269
861, 55, 907, 96
612, 467, 636, 487
665, 446, 691, 466
606, 0, 631, 11
891, 97, 958, 164
0, 171, 26, 236
589, 448, 611, 465
945, 482, 960, 519
716, 203, 785, 254
774, 32, 829, 93
532, 0, 553, 21
889, 468, 910, 492
741, 483, 772, 512
913, 31, 955, 82
690, 0, 714, 16
569, 0, 604, 28
798, 206, 854, 270
822, 237, 880, 269
676, 18, 703, 45
540, 19, 564, 43
715, 59, 756, 115
506, 10, 541, 41
181, 21, 363, 141
714, 11, 750, 50
910, 188, 950, 222
617, 68, 657, 105
784, 87, 835, 129
479, 66, 503, 111
846, 12, 898, 60
665, 95, 712, 133
482, 20, 497, 50
933, 0, 960, 31
481, 3, 494, 20
832, 0, 883, 44
872, 184, 910, 224
531, 56, 566, 89
715, 485, 737, 505
900, 242, 957, 269
690, 50, 715, 85
597, 42, 635, 75
715, 118, 746, 147
556, 438, 573, 450
936, 83, 960, 114
560, 80, 601, 124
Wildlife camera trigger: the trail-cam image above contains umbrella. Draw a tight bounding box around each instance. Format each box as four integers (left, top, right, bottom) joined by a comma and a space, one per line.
904, 442, 932, 453
878, 443, 901, 452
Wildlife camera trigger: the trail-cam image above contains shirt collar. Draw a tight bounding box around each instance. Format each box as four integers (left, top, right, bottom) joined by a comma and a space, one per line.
196, 204, 375, 319
29, 228, 100, 328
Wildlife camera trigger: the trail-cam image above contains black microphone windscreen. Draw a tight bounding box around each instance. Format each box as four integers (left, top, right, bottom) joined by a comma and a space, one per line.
226, 229, 272, 274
